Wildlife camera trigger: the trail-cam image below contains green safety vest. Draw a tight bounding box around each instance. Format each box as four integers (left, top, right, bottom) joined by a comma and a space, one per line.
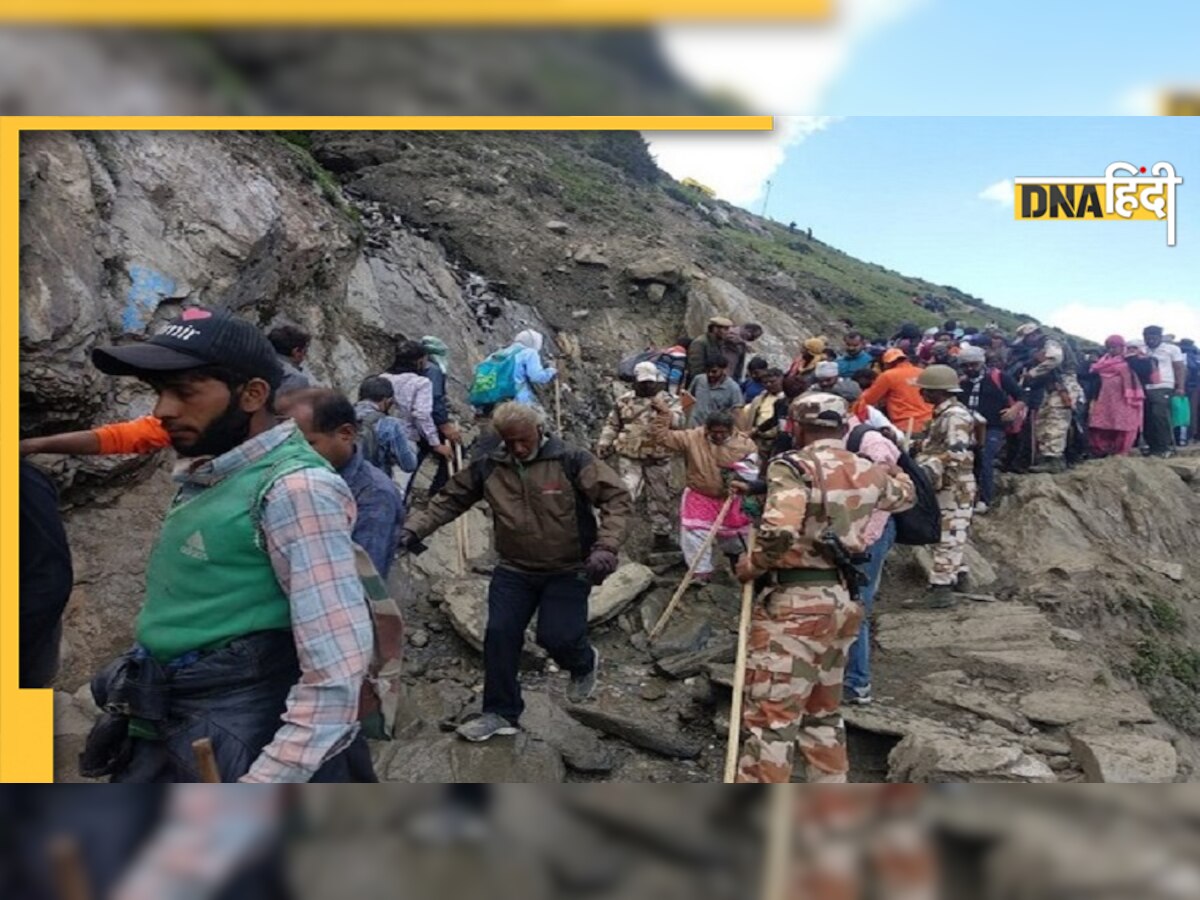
137, 430, 332, 662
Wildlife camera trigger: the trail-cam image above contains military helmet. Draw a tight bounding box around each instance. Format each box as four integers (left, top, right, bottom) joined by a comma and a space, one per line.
789, 392, 848, 428
916, 364, 962, 392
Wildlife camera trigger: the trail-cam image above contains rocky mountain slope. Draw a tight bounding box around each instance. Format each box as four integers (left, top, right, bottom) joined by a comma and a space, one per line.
21, 130, 1194, 782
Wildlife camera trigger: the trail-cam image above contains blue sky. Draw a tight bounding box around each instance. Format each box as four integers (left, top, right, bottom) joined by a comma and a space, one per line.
824, 0, 1200, 115
649, 0, 1200, 341
762, 117, 1198, 339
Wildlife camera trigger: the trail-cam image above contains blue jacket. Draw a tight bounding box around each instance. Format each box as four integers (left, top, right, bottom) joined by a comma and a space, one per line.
513, 346, 556, 406
338, 446, 404, 578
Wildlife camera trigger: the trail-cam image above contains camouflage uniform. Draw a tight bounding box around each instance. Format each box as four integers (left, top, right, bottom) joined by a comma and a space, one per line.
789, 786, 937, 900
916, 398, 977, 586
1030, 339, 1084, 460
737, 395, 916, 784
597, 390, 682, 538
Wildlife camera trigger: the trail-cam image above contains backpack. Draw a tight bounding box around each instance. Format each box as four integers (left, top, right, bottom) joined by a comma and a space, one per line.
356, 407, 384, 469
618, 348, 663, 382
847, 425, 941, 546
469, 346, 522, 407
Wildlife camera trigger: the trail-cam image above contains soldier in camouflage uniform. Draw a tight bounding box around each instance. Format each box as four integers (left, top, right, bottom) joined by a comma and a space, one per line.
733, 393, 916, 784
914, 364, 977, 609
1015, 324, 1084, 474
596, 361, 683, 551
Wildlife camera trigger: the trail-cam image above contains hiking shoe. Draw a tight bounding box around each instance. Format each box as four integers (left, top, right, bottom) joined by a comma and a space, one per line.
844, 686, 873, 706
954, 572, 971, 593
974, 501, 989, 515
456, 713, 519, 743
567, 648, 601, 704
917, 586, 957, 610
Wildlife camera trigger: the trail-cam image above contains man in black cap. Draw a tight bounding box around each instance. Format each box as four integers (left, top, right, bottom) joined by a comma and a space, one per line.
83, 307, 376, 782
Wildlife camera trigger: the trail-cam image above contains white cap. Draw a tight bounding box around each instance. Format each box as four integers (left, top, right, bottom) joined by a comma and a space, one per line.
814, 361, 839, 379
634, 361, 664, 382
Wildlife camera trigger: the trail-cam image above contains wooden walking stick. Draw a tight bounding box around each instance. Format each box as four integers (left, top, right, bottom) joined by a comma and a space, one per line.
761, 784, 794, 900
724, 530, 757, 783
453, 443, 468, 575
50, 835, 90, 900
192, 737, 222, 783
555, 371, 563, 433
649, 494, 735, 641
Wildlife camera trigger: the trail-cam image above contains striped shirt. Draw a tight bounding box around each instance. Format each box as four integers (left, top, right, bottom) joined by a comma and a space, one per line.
171, 421, 372, 783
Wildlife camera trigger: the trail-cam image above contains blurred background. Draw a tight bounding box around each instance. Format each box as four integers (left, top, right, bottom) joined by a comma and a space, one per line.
4, 785, 1200, 899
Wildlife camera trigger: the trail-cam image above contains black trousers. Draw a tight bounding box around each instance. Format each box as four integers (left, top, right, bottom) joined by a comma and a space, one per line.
1144, 389, 1174, 454
415, 440, 451, 496
484, 566, 594, 723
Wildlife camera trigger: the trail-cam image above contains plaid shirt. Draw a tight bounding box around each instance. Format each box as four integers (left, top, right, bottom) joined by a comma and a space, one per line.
112, 786, 282, 900
171, 421, 372, 783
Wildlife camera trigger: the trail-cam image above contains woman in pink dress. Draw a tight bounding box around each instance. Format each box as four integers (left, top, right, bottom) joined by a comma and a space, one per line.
1088, 335, 1146, 457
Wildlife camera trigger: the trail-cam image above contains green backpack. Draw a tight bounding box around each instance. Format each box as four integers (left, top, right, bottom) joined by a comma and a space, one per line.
469, 346, 521, 407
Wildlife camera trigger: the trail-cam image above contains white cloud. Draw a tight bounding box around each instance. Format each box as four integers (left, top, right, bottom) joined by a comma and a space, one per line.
644, 116, 837, 207
646, 0, 929, 207
1113, 84, 1162, 115
1048, 300, 1200, 344
978, 179, 1015, 209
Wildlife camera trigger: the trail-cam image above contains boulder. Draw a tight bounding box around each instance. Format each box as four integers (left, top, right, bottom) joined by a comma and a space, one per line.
889, 731, 1057, 783
922, 682, 1031, 734
380, 732, 566, 782
410, 507, 493, 579
685, 276, 810, 372
521, 692, 614, 774
1146, 558, 1185, 582
624, 253, 689, 286
566, 707, 702, 759
545, 220, 570, 233
572, 244, 611, 268
588, 563, 654, 624
433, 575, 491, 651
1019, 688, 1156, 727
654, 635, 738, 680
1069, 732, 1178, 783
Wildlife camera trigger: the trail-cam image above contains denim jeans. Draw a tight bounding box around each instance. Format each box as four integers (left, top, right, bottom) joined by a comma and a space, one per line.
484, 565, 594, 723
845, 518, 897, 694
94, 631, 377, 783
976, 426, 1007, 505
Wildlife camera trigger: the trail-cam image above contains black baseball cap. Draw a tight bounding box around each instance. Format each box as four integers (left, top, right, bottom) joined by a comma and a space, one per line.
92, 307, 284, 389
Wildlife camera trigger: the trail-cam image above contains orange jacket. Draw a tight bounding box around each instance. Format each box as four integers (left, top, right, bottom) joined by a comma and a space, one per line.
860, 362, 933, 435
93, 416, 172, 455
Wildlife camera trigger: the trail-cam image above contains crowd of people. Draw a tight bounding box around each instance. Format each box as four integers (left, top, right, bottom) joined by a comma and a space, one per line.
18, 303, 1196, 785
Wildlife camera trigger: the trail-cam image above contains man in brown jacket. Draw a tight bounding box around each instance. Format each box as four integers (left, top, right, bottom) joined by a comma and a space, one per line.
404, 402, 632, 742
650, 403, 757, 584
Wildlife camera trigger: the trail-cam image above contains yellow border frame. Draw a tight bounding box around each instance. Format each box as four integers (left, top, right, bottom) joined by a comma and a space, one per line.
1, 114, 771, 782
0, 1, 831, 25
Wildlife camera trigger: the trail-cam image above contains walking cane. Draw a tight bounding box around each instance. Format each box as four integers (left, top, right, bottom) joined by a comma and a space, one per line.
649, 494, 735, 640
761, 785, 794, 900
453, 443, 468, 575
724, 531, 757, 783
192, 737, 222, 783
555, 368, 564, 433
50, 835, 90, 900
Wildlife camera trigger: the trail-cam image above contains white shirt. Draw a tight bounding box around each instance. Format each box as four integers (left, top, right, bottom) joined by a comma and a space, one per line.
1148, 342, 1184, 391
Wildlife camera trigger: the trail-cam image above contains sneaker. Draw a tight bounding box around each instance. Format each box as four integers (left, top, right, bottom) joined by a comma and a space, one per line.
1157, 450, 1176, 460
456, 713, 519, 743
974, 501, 989, 515
408, 806, 490, 846
844, 686, 873, 706
954, 572, 971, 593
567, 648, 601, 704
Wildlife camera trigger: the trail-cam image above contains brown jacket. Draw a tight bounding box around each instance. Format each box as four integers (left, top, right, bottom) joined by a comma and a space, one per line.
649, 410, 756, 498
407, 435, 630, 572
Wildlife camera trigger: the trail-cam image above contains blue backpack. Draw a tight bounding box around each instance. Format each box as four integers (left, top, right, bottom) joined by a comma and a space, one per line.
469, 346, 522, 407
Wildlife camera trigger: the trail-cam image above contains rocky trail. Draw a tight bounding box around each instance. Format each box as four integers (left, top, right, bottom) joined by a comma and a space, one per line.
24, 129, 1197, 783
